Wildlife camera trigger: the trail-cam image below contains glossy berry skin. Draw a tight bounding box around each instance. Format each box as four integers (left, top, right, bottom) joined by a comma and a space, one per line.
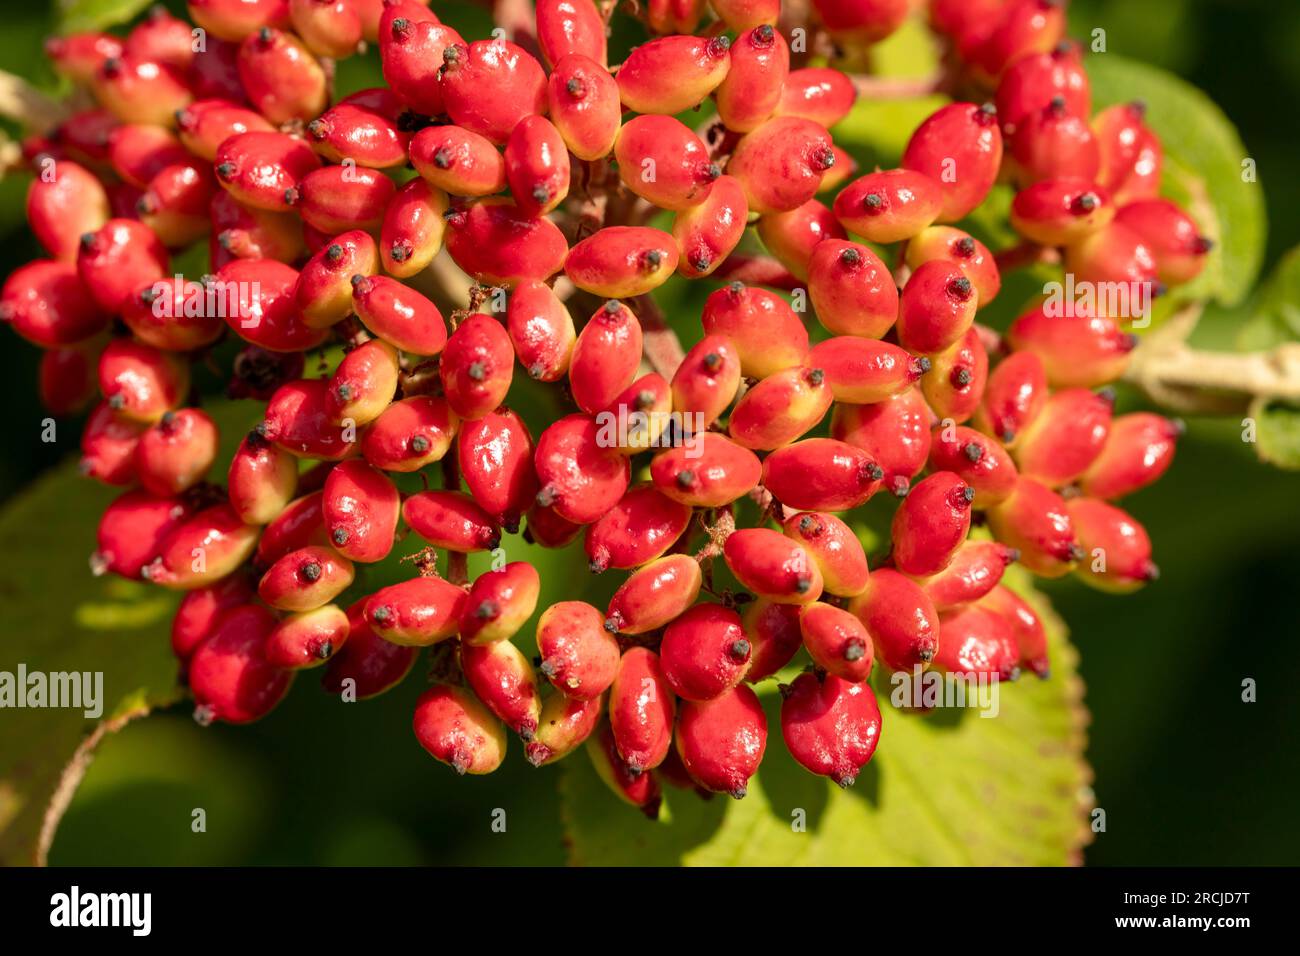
981, 584, 1050, 678
807, 240, 898, 338
812, 0, 908, 43
524, 503, 584, 547
616, 115, 718, 212
547, 54, 621, 161
296, 232, 378, 329
617, 35, 730, 115
262, 378, 354, 460
670, 334, 742, 428
266, 604, 351, 670
905, 226, 1001, 305
1009, 99, 1100, 186
459, 562, 541, 645
381, 178, 448, 278
121, 277, 220, 352
366, 576, 467, 646
258, 544, 355, 612
716, 25, 789, 133
26, 161, 111, 261
605, 554, 703, 635
780, 672, 881, 788
189, 605, 293, 724
986, 477, 1080, 578
660, 604, 752, 702
536, 601, 621, 700
362, 396, 458, 473
801, 601, 873, 682
587, 721, 661, 816
413, 684, 507, 775
897, 260, 978, 355
1, 260, 108, 349
92, 56, 194, 127
915, 539, 1018, 612
41, 344, 99, 417
506, 116, 570, 217
729, 365, 833, 451
222, 259, 329, 353
290, 0, 363, 58
1006, 303, 1135, 388
237, 27, 328, 124
782, 511, 869, 598
402, 490, 500, 552
757, 199, 846, 281
975, 350, 1048, 445
440, 313, 515, 420
77, 219, 169, 314
257, 491, 328, 566
81, 402, 147, 485
211, 190, 305, 264
701, 283, 809, 378
776, 67, 856, 127
975, 0, 1067, 79
1065, 221, 1157, 289
410, 125, 506, 198
585, 484, 692, 573
94, 490, 192, 581
995, 42, 1091, 130
46, 31, 124, 84
1079, 413, 1180, 501
924, 327, 987, 427
565, 227, 679, 298
727, 116, 835, 214
934, 604, 1020, 681
526, 693, 603, 766
441, 40, 547, 145
291, 164, 395, 235
187, 0, 290, 42
458, 408, 538, 530
323, 460, 400, 563
811, 337, 926, 404
608, 647, 675, 772
308, 101, 407, 170
215, 131, 322, 212
536, 0, 606, 67
848, 568, 939, 671
228, 430, 298, 525
568, 300, 642, 414
831, 389, 931, 498
833, 169, 943, 244
322, 599, 418, 699
461, 639, 542, 739
445, 200, 568, 287
672, 174, 749, 278
327, 339, 399, 426
352, 275, 447, 356
1067, 498, 1158, 593
725, 528, 823, 605
1013, 388, 1113, 488
741, 600, 803, 682
135, 409, 218, 496
1115, 199, 1212, 286
761, 438, 884, 512
171, 574, 255, 662
902, 102, 1003, 222
379, 16, 464, 116
891, 472, 974, 576
1092, 102, 1162, 205
97, 339, 189, 423
534, 414, 630, 525
144, 503, 261, 590
676, 684, 767, 797
507, 280, 575, 382
650, 433, 762, 508
107, 123, 189, 189
928, 425, 1018, 508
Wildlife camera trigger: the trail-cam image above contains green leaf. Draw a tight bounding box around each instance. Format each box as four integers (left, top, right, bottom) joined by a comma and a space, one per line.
1248, 397, 1300, 471
56, 0, 153, 33
560, 578, 1092, 866
1088, 54, 1267, 308
1236, 245, 1300, 351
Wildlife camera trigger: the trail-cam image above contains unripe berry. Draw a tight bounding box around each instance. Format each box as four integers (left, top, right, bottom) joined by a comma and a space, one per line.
134, 409, 219, 496
922, 326, 988, 424
725, 527, 823, 605
546, 54, 621, 162
351, 274, 447, 355
1009, 177, 1113, 247
586, 721, 661, 816
46, 32, 124, 85
995, 41, 1091, 130
810, 336, 926, 403
676, 684, 767, 797
811, 0, 909, 43
441, 39, 547, 145
536, 0, 606, 67
618, 34, 730, 114
92, 56, 193, 126
77, 219, 170, 314
741, 600, 803, 681
585, 484, 692, 573
257, 491, 328, 566
974, 350, 1048, 445
565, 226, 679, 298
259, 544, 354, 611
890, 472, 975, 576
461, 639, 543, 739
458, 408, 537, 530
762, 438, 884, 511
322, 598, 418, 698
716, 25, 789, 133
410, 125, 507, 197
980, 584, 1049, 678
1078, 412, 1180, 500
189, 604, 294, 724
459, 562, 541, 644
308, 100, 408, 169
1012, 387, 1113, 487
568, 299, 642, 413
1006, 304, 1136, 389
776, 67, 856, 127
807, 240, 898, 338
378, 16, 463, 116
701, 283, 809, 378
290, 164, 395, 235
536, 601, 620, 699
215, 131, 322, 212
1114, 199, 1212, 286
93, 489, 193, 580
660, 603, 752, 701
172, 573, 255, 661
897, 259, 978, 355
402, 489, 501, 552
986, 477, 1080, 577
1009, 98, 1100, 185
381, 178, 448, 277
413, 684, 507, 775
40, 344, 99, 417
228, 430, 298, 524
144, 503, 262, 589
362, 396, 458, 472
833, 169, 943, 244
781, 512, 868, 598
26, 160, 111, 261
236, 27, 328, 124
290, 0, 362, 58
267, 604, 351, 669
756, 199, 847, 281
709, 0, 779, 30
904, 226, 1001, 305
605, 554, 703, 634
727, 116, 835, 214
670, 334, 742, 428
525, 693, 603, 766
901, 102, 1003, 222
1, 260, 108, 348
671, 174, 748, 278
650, 432, 762, 508
323, 459, 401, 562
644, 0, 706, 33
848, 568, 939, 671
81, 401, 147, 485
729, 365, 833, 450
366, 575, 468, 645
506, 280, 576, 382
97, 339, 189, 424
800, 601, 874, 682
1067, 497, 1158, 593
440, 313, 515, 420
780, 672, 881, 787
608, 646, 675, 771
445, 199, 569, 287
296, 231, 379, 329
914, 538, 1018, 611
534, 413, 630, 524
934, 604, 1020, 681
1092, 102, 1162, 205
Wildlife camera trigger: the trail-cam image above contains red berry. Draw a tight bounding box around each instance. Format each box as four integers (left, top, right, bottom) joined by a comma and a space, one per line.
1, 260, 108, 348
290, 0, 363, 58
413, 684, 507, 774
756, 199, 846, 281
901, 102, 1003, 222
811, 336, 926, 403
934, 604, 1020, 681
831, 388, 932, 497
807, 239, 898, 337
1092, 102, 1162, 205
661, 603, 752, 701
458, 407, 538, 530
928, 425, 1018, 507
97, 339, 189, 423
833, 169, 943, 244
445, 199, 569, 286
440, 313, 515, 420
536, 0, 607, 67
802, 601, 874, 682
725, 527, 823, 604
672, 174, 749, 278
608, 646, 675, 771
618, 34, 731, 114
709, 0, 780, 31
504, 115, 570, 217
26, 160, 111, 261
1009, 97, 1099, 185
228, 429, 299, 524
46, 32, 124, 85
77, 218, 169, 314
1078, 413, 1180, 500
92, 55, 193, 126
323, 459, 401, 562
1114, 199, 1212, 286
362, 396, 459, 472
134, 409, 219, 496
925, 329, 987, 422
776, 66, 856, 127
675, 684, 767, 797
974, 350, 1048, 445
669, 334, 742, 428
1012, 387, 1113, 487
441, 39, 547, 145
1067, 497, 1158, 592
93, 489, 193, 580
189, 604, 294, 724
565, 226, 679, 298
322, 598, 418, 698
995, 41, 1091, 130
980, 584, 1050, 678
890, 472, 974, 576
533, 413, 630, 523
547, 53, 621, 161
381, 178, 448, 277
605, 554, 703, 634
351, 274, 447, 356
897, 259, 978, 355
459, 562, 541, 644
762, 438, 884, 511
727, 116, 835, 214
780, 672, 881, 787
258, 544, 354, 611
379, 16, 463, 115
410, 124, 507, 197
701, 282, 809, 378
913, 539, 1017, 611
586, 721, 661, 816
215, 131, 322, 212
266, 604, 351, 669
847, 568, 939, 671
81, 401, 147, 485
811, 0, 908, 43
402, 489, 501, 552
211, 189, 306, 264
308, 100, 408, 169
222, 259, 331, 353
290, 164, 395, 235
40, 344, 100, 417
536, 600, 621, 700
525, 693, 603, 766
729, 365, 833, 450
986, 477, 1080, 577
296, 231, 380, 328
461, 639, 543, 739
144, 503, 261, 589
1006, 303, 1136, 388
650, 432, 762, 508
1064, 220, 1157, 288
585, 483, 692, 573
973, 0, 1066, 78
716, 25, 789, 133
188, 0, 290, 42
1010, 177, 1113, 247
171, 573, 255, 662
905, 226, 1002, 304
257, 491, 328, 566
568, 299, 642, 413
741, 599, 803, 681
237, 27, 328, 124
366, 575, 467, 645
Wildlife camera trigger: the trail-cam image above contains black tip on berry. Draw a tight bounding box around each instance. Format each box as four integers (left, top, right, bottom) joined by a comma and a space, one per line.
963, 442, 984, 462
535, 485, 557, 508
794, 575, 813, 594
839, 247, 862, 266
918, 648, 934, 663
676, 469, 696, 488
866, 462, 884, 482
916, 356, 932, 374
301, 561, 322, 582
863, 192, 884, 212
1194, 236, 1215, 254
807, 367, 824, 386
332, 528, 349, 545
603, 617, 620, 633
317, 642, 333, 660
955, 236, 976, 257
949, 276, 973, 299
962, 485, 976, 503
371, 605, 391, 623
475, 599, 500, 620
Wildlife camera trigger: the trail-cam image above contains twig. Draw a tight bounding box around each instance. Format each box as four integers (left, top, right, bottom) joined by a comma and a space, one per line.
0, 70, 68, 135
632, 293, 686, 380
849, 71, 946, 100
443, 449, 469, 586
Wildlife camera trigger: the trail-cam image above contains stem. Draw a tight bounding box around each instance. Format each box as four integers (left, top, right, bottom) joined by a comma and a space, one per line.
442, 450, 469, 586
0, 70, 68, 135
632, 294, 686, 380
849, 71, 946, 100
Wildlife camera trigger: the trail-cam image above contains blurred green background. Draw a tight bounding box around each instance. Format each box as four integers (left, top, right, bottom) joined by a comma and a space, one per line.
1, 0, 1298, 865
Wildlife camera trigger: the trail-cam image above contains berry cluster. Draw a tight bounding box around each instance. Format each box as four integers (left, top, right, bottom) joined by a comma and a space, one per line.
2, 0, 1203, 814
